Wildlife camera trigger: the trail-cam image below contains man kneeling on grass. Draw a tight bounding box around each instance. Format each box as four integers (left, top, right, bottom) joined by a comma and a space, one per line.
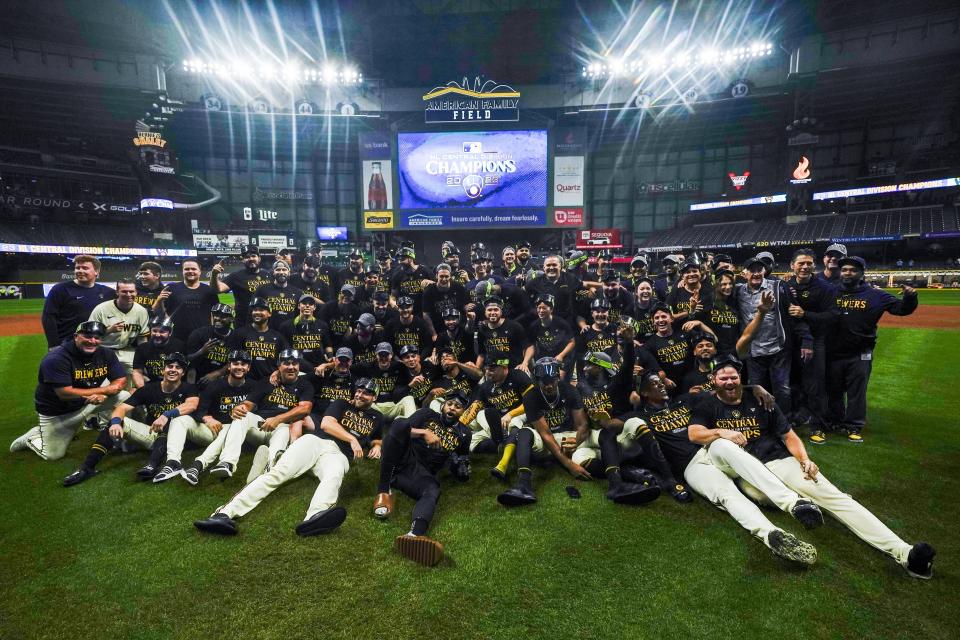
372, 391, 472, 567
193, 378, 384, 537
697, 360, 936, 579
63, 352, 198, 485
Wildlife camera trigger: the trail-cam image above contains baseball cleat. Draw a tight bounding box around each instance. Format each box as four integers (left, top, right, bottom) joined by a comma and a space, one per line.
904, 542, 936, 579
489, 466, 508, 482
619, 466, 657, 486
295, 507, 347, 536
496, 486, 537, 507
246, 445, 270, 484
193, 512, 238, 536
767, 529, 817, 566
847, 431, 864, 444
182, 461, 204, 485
209, 461, 234, 480
9, 433, 30, 453
135, 464, 158, 481
395, 534, 444, 567
808, 430, 828, 445
373, 492, 394, 519
63, 467, 98, 487
791, 499, 825, 529
153, 461, 183, 483
83, 416, 101, 431
606, 482, 661, 505
668, 483, 694, 504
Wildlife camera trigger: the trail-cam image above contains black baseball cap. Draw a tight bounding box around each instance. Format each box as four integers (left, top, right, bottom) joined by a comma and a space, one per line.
743, 256, 766, 270
591, 297, 611, 310
335, 347, 354, 361
838, 256, 867, 271
148, 317, 174, 330
713, 253, 734, 264
397, 296, 415, 308
277, 349, 301, 364
603, 271, 621, 283
299, 293, 318, 304
710, 354, 743, 373
240, 244, 259, 256
484, 351, 510, 367
373, 292, 390, 304
399, 344, 419, 357
211, 303, 234, 317
446, 389, 471, 408
441, 307, 461, 319
354, 377, 378, 394
75, 321, 106, 337
303, 255, 322, 268
535, 293, 555, 307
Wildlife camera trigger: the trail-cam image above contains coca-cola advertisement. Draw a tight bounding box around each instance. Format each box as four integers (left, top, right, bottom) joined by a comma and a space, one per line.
359, 132, 394, 212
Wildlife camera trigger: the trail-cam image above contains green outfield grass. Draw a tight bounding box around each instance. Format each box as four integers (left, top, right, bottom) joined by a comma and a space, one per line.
0, 324, 957, 639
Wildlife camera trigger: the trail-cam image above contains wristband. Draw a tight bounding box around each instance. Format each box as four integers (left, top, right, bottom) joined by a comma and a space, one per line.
162, 409, 180, 419
110, 417, 122, 426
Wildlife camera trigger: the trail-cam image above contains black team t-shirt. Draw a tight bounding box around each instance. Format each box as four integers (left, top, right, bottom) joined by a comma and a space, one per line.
643, 331, 695, 386
631, 395, 702, 477
35, 343, 125, 416
356, 361, 406, 403
253, 283, 303, 330
390, 265, 434, 314
186, 326, 238, 378
690, 393, 792, 464
472, 369, 533, 416
196, 378, 256, 423
246, 377, 314, 419
317, 399, 385, 459
133, 338, 187, 382
289, 274, 332, 306
704, 303, 741, 355
231, 325, 289, 381
385, 317, 433, 356
477, 319, 529, 368
125, 381, 199, 424
434, 327, 477, 365
522, 381, 583, 433
134, 282, 164, 316
527, 317, 574, 361
406, 407, 471, 474
222, 268, 271, 322
278, 318, 332, 368
398, 361, 440, 404
318, 301, 361, 348
164, 282, 220, 342
421, 283, 469, 329
306, 372, 355, 416
432, 370, 478, 400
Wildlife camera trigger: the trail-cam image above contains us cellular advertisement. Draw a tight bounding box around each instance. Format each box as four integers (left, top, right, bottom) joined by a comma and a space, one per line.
397, 130, 547, 228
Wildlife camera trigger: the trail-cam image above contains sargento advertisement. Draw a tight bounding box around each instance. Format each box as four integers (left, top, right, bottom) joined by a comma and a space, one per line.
398, 130, 547, 212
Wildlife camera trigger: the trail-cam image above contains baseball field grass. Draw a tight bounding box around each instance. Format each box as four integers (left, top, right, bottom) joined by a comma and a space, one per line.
0, 298, 957, 640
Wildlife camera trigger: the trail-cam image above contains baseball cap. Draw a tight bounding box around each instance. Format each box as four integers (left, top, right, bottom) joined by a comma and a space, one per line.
662, 254, 683, 265
446, 389, 471, 408
838, 256, 867, 271
630, 255, 648, 267
517, 240, 532, 249
756, 251, 775, 266
163, 352, 189, 369
441, 307, 461, 319
228, 349, 252, 363
373, 291, 390, 304
678, 259, 701, 274
148, 316, 174, 330
535, 293, 555, 307
211, 303, 234, 317
299, 293, 317, 304
437, 345, 456, 357
533, 357, 561, 382
240, 244, 259, 256
75, 321, 106, 337
376, 250, 391, 261
713, 253, 734, 265
272, 260, 289, 271
248, 297, 270, 310
302, 255, 321, 268
583, 351, 619, 374
743, 256, 766, 270
335, 347, 353, 361
397, 296, 414, 308
825, 243, 848, 257
356, 313, 376, 328
691, 332, 718, 348
603, 271, 621, 283
277, 349, 301, 364
399, 247, 416, 260
484, 296, 504, 309
375, 342, 394, 355
340, 284, 356, 297
399, 344, 419, 357
348, 249, 363, 259
591, 297, 611, 310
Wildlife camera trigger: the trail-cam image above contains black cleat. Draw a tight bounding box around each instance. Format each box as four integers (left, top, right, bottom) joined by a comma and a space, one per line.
768, 529, 817, 566
489, 467, 508, 482
497, 486, 537, 507
905, 542, 936, 579
791, 499, 825, 529
668, 483, 693, 503
152, 460, 183, 483
83, 416, 101, 431
63, 467, 98, 487
606, 482, 661, 505
135, 464, 157, 481
193, 512, 238, 536
182, 461, 204, 485
295, 507, 347, 536
209, 461, 234, 480
620, 466, 657, 486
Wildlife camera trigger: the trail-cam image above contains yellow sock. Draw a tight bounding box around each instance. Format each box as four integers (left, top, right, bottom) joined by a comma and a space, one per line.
495, 443, 516, 474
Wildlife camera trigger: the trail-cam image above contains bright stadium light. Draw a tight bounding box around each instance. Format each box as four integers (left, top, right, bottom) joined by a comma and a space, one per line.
179, 56, 364, 85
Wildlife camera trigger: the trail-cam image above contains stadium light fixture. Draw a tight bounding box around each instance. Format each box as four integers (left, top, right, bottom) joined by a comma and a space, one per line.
580, 41, 776, 79
180, 57, 363, 85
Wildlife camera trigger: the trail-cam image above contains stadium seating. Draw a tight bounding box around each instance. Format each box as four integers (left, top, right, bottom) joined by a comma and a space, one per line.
640, 205, 960, 249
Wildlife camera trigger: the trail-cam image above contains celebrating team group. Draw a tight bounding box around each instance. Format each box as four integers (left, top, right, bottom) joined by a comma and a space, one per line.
9, 238, 935, 575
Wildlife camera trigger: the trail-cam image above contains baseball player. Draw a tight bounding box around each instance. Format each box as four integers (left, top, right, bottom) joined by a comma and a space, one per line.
704, 359, 936, 578
181, 350, 257, 485
278, 294, 334, 368
254, 260, 303, 330
41, 254, 116, 350
185, 303, 238, 387
459, 351, 532, 455
357, 342, 417, 419
372, 391, 472, 566
232, 298, 290, 381
497, 357, 658, 507
635, 369, 820, 566
10, 321, 129, 461
193, 378, 384, 537
87, 278, 149, 381
210, 349, 313, 482
62, 352, 199, 485
132, 317, 185, 388
210, 245, 272, 323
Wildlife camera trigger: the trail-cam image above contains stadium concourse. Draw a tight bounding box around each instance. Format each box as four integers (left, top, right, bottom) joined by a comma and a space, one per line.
1, 1, 959, 639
